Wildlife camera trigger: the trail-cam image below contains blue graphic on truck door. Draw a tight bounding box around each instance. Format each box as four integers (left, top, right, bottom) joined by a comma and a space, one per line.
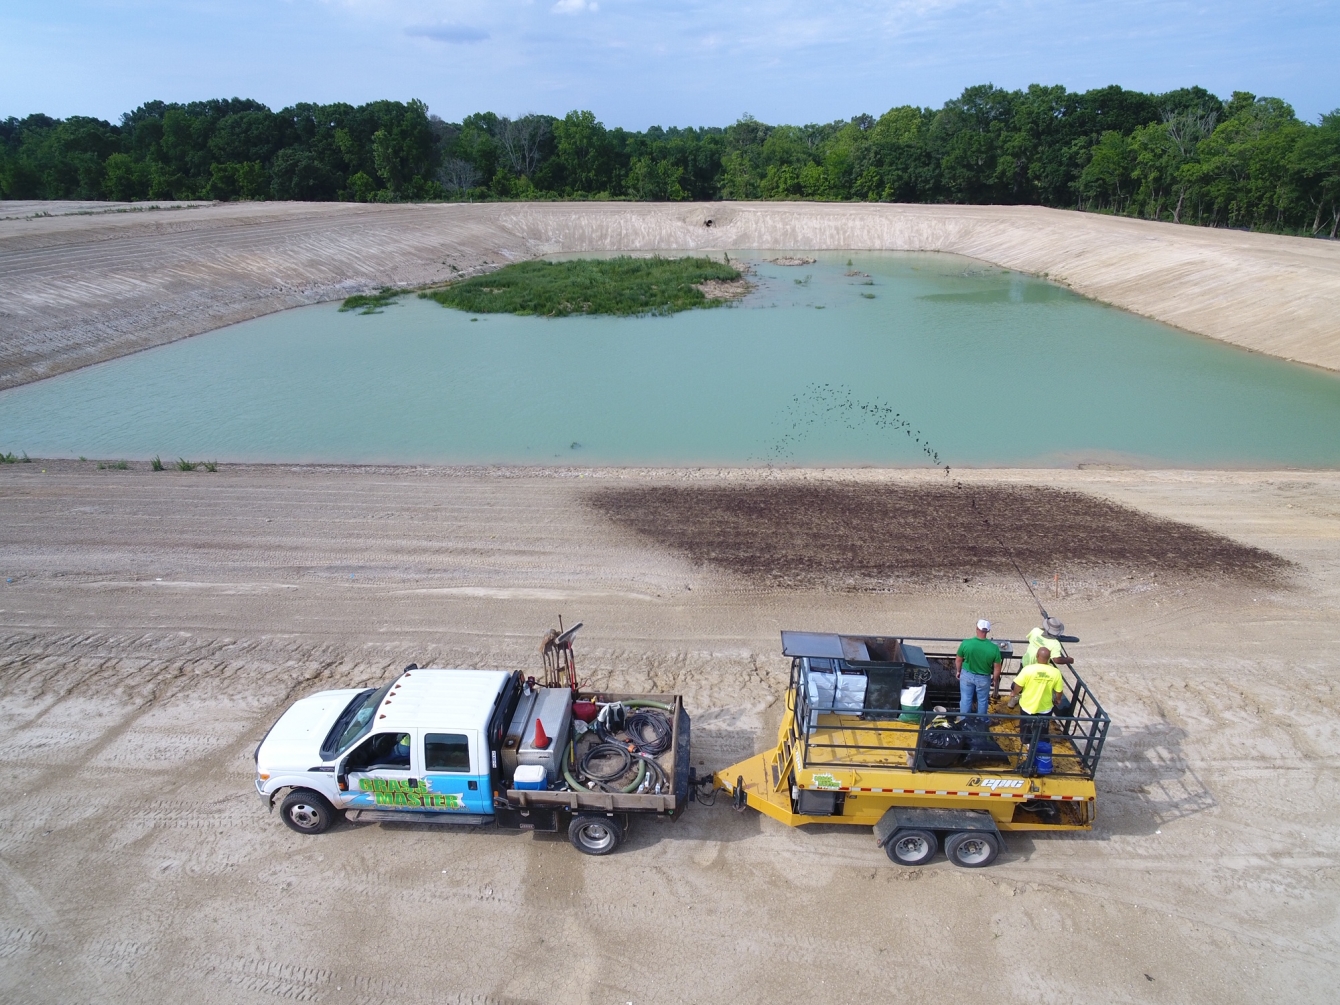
422, 732, 490, 814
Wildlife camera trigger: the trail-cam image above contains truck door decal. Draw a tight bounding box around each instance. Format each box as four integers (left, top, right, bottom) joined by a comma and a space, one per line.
357, 777, 463, 809
341, 731, 416, 810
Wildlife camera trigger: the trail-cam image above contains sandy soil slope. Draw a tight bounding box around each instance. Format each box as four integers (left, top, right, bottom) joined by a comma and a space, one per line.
2, 200, 1338, 391
0, 463, 1336, 1004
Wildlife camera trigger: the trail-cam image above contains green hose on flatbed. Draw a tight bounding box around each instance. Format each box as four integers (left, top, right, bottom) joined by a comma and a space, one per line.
563, 738, 646, 794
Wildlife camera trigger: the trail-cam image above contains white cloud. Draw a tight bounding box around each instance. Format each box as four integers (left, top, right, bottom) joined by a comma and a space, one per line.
3, 0, 1334, 128
406, 23, 490, 44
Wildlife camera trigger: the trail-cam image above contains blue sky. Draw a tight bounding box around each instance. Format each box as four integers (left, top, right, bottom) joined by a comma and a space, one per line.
3, 1, 1336, 126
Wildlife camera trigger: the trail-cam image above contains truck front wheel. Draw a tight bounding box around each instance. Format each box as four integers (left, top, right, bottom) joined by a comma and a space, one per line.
279, 789, 338, 835
568, 815, 623, 855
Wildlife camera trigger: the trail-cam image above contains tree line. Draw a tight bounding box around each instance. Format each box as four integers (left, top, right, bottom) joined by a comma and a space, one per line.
3, 85, 1337, 237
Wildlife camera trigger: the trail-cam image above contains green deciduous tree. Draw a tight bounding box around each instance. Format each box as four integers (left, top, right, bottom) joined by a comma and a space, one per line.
1, 87, 1335, 238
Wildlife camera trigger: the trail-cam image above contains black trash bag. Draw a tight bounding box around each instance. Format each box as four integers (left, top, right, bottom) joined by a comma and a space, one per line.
920, 724, 965, 769
963, 729, 1011, 767
937, 716, 1010, 768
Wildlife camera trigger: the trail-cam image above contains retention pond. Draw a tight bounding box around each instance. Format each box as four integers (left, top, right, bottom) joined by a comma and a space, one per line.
2, 251, 1338, 466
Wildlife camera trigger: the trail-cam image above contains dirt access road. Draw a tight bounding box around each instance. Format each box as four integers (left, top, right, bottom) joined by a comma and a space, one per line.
0, 463, 1336, 1004
3, 200, 1339, 391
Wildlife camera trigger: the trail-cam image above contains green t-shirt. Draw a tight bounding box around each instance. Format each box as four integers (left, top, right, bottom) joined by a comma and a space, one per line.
957, 636, 1001, 676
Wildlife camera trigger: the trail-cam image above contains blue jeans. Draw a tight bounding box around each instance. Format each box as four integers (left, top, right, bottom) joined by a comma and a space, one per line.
959, 672, 992, 716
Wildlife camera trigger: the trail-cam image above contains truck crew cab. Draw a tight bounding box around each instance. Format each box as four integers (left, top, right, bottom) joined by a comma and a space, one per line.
255, 629, 691, 855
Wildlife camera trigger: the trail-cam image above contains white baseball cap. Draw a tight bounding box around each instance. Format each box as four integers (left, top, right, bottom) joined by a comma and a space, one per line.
976, 619, 992, 632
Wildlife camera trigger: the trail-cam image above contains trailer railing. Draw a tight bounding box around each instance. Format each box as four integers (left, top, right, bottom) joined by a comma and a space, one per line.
788, 642, 1109, 781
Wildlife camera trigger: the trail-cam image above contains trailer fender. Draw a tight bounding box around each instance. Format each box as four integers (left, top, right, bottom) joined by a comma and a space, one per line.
874, 806, 999, 847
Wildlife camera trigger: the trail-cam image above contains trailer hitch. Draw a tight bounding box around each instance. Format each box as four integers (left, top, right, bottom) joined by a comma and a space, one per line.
686, 768, 720, 806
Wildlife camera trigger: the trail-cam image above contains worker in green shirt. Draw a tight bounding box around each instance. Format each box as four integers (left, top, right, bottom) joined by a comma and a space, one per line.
956, 619, 1002, 718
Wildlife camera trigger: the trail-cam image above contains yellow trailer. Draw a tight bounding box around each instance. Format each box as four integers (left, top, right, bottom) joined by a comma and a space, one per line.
714, 631, 1109, 867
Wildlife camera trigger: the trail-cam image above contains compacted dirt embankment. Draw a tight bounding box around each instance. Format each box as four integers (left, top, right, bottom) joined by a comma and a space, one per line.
1, 463, 1339, 1003
2, 200, 1338, 389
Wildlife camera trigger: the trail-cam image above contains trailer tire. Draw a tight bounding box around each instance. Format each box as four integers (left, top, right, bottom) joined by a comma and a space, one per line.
568, 815, 623, 855
945, 829, 1000, 868
885, 828, 938, 866
279, 789, 338, 835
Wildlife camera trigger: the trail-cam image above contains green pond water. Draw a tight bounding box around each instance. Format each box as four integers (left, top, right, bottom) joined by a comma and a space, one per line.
2, 251, 1338, 466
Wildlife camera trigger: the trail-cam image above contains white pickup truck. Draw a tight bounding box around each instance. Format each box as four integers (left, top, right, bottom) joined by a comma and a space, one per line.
255, 657, 691, 855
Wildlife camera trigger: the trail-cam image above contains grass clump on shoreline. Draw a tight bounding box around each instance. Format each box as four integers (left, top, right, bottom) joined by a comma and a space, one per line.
422, 256, 743, 318
340, 287, 404, 314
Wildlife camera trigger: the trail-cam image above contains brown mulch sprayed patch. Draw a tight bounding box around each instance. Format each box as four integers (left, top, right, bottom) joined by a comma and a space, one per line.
587, 482, 1291, 588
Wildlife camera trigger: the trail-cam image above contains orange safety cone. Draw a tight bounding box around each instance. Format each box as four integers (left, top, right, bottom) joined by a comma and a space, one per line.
533, 718, 551, 749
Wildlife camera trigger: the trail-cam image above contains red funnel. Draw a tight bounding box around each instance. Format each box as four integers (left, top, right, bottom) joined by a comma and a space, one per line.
532, 718, 551, 749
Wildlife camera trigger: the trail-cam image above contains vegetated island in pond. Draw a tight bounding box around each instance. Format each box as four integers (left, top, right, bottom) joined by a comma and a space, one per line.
420, 256, 749, 317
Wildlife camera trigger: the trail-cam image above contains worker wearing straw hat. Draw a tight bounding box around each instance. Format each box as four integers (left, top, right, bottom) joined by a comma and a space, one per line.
1023, 616, 1074, 668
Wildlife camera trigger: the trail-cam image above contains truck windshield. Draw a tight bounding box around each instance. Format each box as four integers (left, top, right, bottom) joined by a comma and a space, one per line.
320, 684, 392, 761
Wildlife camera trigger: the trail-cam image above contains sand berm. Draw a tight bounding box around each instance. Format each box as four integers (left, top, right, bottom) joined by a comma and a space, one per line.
2, 199, 1339, 389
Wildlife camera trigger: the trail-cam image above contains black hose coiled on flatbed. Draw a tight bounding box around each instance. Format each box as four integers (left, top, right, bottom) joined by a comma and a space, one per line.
579, 742, 635, 783
625, 709, 673, 756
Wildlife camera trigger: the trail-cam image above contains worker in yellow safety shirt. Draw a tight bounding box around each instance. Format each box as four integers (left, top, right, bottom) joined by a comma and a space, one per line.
1011, 647, 1066, 752
1022, 616, 1074, 668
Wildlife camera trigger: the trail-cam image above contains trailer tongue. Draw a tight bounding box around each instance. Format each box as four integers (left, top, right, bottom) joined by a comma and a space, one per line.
715, 630, 1110, 868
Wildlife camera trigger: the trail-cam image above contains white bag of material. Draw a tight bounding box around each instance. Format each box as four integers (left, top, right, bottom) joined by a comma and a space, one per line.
807, 670, 836, 728
807, 670, 867, 727
900, 684, 927, 709
834, 672, 867, 713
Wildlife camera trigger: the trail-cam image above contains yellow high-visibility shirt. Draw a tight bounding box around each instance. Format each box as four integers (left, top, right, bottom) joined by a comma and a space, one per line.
1022, 626, 1067, 667
1015, 663, 1065, 715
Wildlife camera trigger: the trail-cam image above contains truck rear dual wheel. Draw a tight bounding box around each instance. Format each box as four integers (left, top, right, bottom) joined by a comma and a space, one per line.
885, 829, 938, 866
568, 815, 623, 855
279, 789, 341, 835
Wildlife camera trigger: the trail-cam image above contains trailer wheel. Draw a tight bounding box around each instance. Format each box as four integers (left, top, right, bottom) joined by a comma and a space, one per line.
945, 830, 1000, 868
732, 775, 746, 811
279, 789, 338, 835
885, 829, 938, 866
568, 815, 623, 855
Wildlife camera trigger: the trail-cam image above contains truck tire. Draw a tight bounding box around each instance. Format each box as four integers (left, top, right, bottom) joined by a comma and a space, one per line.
568, 814, 623, 855
279, 789, 338, 835
945, 829, 1000, 868
885, 828, 937, 866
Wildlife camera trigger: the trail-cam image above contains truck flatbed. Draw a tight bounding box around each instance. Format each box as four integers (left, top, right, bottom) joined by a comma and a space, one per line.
498, 692, 691, 825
